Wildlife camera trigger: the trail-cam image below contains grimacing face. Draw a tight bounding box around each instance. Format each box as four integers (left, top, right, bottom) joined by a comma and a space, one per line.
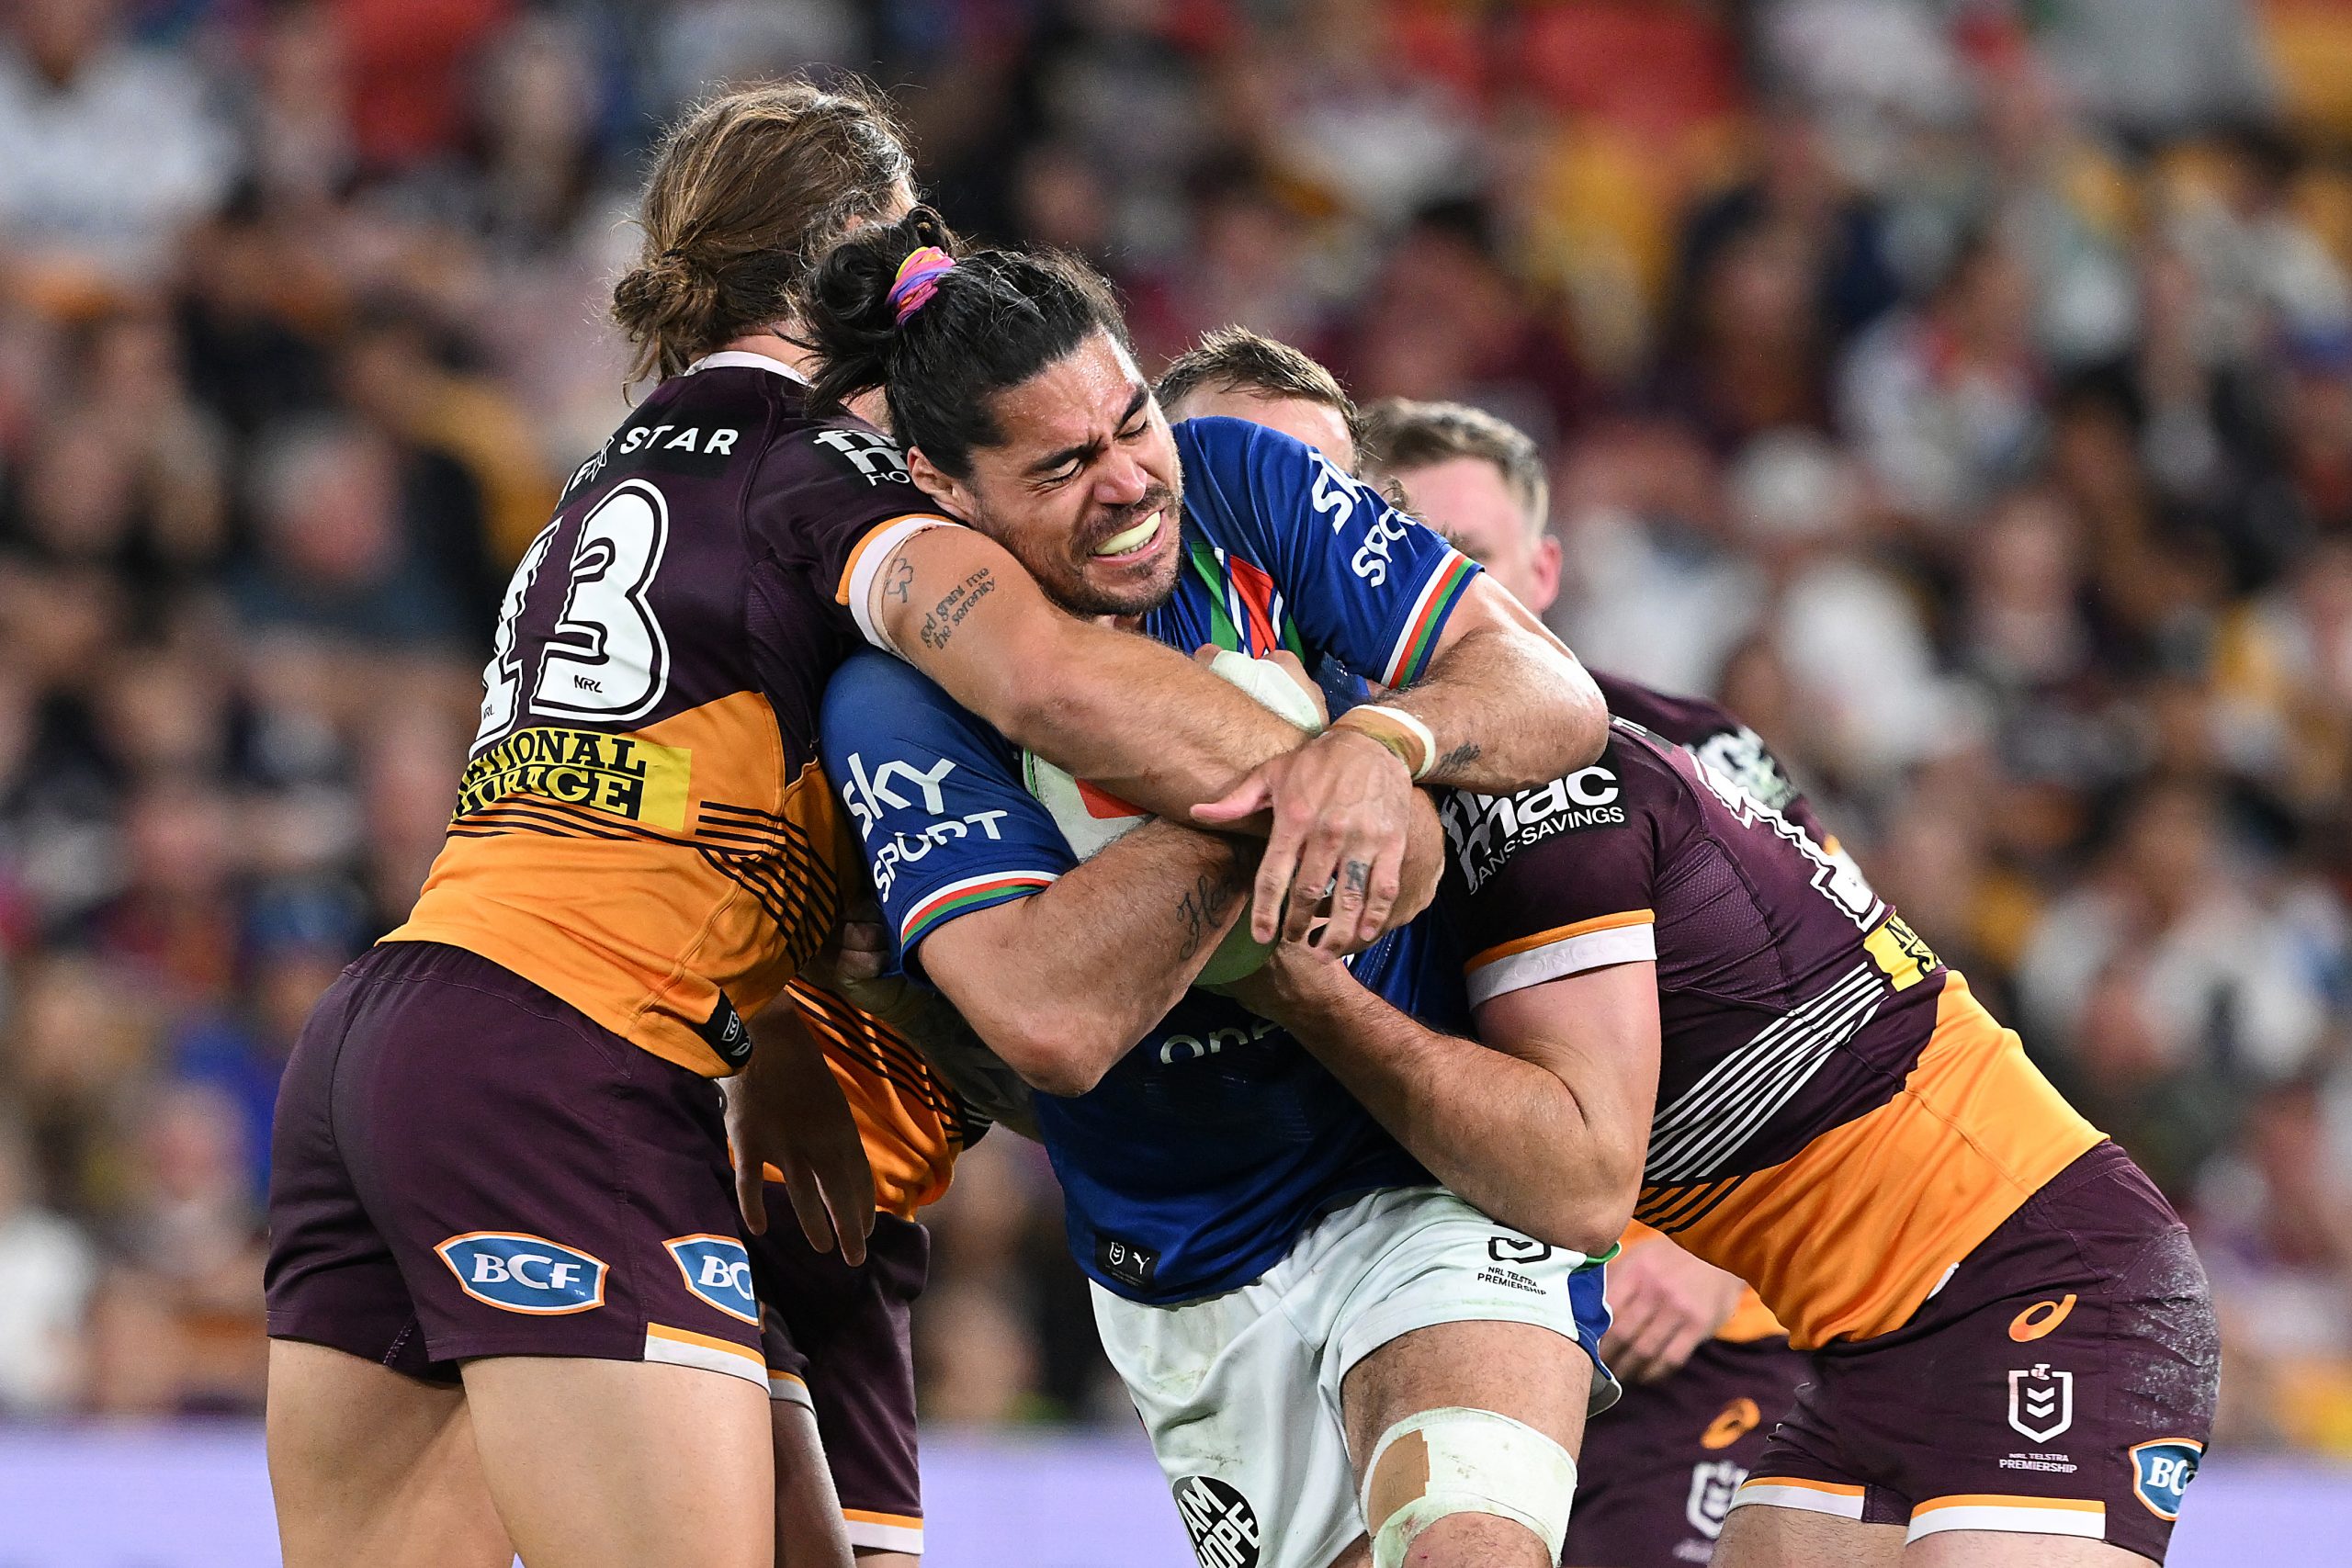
1166, 386, 1357, 475
920, 332, 1183, 620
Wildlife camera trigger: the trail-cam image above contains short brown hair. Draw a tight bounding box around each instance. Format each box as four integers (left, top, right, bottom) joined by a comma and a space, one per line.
1362, 398, 1550, 537
611, 78, 913, 383
1154, 327, 1363, 455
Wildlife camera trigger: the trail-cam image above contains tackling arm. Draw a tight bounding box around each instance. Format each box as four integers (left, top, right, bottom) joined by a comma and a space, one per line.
1383, 575, 1607, 792
915, 819, 1255, 1098
1230, 951, 1658, 1257
874, 525, 1303, 813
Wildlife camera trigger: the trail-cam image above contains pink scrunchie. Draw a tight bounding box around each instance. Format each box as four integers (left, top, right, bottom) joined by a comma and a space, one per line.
888, 245, 956, 324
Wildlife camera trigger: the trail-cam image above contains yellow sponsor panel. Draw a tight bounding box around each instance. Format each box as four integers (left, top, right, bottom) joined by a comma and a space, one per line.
1864, 913, 1939, 991
456, 727, 694, 830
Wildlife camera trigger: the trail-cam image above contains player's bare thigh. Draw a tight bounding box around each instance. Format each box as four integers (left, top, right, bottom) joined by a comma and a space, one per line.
1715, 1506, 2161, 1566
771, 1399, 855, 1568
267, 1338, 513, 1568
1329, 1319, 1591, 1568
1909, 1534, 2158, 1566
1713, 1502, 1903, 1568
463, 1355, 775, 1568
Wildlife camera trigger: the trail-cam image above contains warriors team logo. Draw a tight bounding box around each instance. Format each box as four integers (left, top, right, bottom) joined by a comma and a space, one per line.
1172, 1475, 1261, 1568
436, 1232, 608, 1314
2007, 1362, 2074, 1443
1686, 1459, 1745, 1540
2128, 1439, 2203, 1520
665, 1235, 759, 1325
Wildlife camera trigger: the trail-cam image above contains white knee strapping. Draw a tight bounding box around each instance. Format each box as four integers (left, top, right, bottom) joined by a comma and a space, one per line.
1360, 1405, 1577, 1568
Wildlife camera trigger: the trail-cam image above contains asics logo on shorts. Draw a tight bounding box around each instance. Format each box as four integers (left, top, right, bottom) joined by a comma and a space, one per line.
2008, 1292, 2076, 1342
1701, 1397, 1762, 1450
436, 1233, 608, 1314
665, 1235, 759, 1325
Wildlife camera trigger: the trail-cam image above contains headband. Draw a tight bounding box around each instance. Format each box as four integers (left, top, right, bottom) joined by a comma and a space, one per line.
888, 245, 956, 325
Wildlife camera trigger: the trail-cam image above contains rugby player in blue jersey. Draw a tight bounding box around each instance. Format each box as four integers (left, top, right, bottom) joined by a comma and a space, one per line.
1157, 337, 1825, 1568
800, 218, 1635, 1568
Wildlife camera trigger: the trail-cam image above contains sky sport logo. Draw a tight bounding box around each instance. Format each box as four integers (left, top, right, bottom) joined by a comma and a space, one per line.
435, 1233, 608, 1315
1174, 1475, 1261, 1568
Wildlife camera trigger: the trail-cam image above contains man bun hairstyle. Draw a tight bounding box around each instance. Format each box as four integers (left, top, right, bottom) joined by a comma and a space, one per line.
802, 208, 1129, 479
612, 76, 913, 384
1155, 327, 1364, 457
1361, 397, 1551, 538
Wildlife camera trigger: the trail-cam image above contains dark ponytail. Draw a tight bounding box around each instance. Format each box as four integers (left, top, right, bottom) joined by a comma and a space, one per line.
801, 207, 1129, 479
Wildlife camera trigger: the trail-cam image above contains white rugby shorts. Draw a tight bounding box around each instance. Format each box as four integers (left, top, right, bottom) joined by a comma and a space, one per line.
1093, 1184, 1617, 1568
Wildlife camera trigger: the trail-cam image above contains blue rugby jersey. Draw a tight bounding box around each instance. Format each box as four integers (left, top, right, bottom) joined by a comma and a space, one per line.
822, 651, 1468, 1303
819, 416, 1483, 1302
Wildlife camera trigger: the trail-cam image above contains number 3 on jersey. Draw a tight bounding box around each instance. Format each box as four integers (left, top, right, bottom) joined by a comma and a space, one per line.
474, 479, 673, 748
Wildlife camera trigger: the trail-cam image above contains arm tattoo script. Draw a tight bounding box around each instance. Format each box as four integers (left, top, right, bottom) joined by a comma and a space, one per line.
1433, 740, 1482, 773
918, 568, 998, 651
1175, 845, 1250, 961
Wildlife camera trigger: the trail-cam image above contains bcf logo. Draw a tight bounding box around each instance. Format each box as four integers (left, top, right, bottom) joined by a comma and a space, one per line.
436, 1232, 608, 1315
666, 1235, 759, 1325
2129, 1439, 2203, 1521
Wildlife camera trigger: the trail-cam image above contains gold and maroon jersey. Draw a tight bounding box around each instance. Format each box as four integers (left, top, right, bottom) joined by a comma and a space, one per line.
390, 352, 956, 1079
1441, 719, 2103, 1349
784, 976, 973, 1221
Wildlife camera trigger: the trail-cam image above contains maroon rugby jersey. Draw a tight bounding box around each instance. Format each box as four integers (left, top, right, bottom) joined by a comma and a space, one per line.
1441, 721, 2099, 1346
1592, 670, 1830, 849
390, 350, 958, 1085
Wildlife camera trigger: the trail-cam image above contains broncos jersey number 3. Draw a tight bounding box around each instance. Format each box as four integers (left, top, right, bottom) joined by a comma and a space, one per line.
476, 480, 675, 748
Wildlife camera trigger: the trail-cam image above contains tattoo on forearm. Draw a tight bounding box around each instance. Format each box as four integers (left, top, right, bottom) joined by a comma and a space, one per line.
918, 568, 997, 651
882, 554, 913, 604
1433, 741, 1482, 773
1175, 846, 1250, 960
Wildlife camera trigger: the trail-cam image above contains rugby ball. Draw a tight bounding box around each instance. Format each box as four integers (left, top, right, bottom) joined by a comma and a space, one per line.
1023, 649, 1324, 984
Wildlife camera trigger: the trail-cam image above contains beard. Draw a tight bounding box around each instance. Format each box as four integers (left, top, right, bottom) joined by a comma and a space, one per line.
985, 481, 1183, 620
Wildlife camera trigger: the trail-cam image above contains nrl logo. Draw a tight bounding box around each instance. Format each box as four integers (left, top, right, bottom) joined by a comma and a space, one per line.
2007, 1362, 2074, 1443
1685, 1460, 1744, 1540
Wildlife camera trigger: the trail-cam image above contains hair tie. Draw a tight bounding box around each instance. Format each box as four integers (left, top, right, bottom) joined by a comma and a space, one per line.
888, 245, 956, 325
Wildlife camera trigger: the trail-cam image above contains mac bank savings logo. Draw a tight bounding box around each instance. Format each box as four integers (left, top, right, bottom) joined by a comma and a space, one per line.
1442, 766, 1624, 890
435, 1233, 608, 1314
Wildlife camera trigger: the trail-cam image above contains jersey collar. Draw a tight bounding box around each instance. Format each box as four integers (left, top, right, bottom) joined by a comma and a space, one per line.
687, 349, 810, 383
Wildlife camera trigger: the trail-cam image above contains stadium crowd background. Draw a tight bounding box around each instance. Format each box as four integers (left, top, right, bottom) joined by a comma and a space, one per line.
0, 0, 2349, 1464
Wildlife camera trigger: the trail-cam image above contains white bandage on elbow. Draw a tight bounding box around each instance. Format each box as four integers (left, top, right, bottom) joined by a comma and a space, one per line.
1361, 1406, 1577, 1568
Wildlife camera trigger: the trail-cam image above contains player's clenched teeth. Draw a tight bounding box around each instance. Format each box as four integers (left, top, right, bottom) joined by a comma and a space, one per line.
1091, 510, 1163, 558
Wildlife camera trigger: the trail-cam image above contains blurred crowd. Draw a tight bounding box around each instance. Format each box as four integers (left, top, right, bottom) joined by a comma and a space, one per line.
0, 0, 2349, 1458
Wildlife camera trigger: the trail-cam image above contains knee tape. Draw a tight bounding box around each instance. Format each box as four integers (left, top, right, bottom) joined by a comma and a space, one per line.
1360, 1405, 1577, 1568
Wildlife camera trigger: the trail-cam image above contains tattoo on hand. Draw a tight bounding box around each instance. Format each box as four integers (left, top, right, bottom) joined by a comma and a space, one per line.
882, 555, 913, 604
918, 568, 997, 651
1433, 741, 1482, 773
1343, 860, 1370, 898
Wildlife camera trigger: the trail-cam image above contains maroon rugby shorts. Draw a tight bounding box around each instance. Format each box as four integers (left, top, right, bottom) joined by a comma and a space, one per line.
1729, 1141, 2218, 1563
753, 1205, 931, 1556
266, 941, 768, 1387
1565, 1334, 1812, 1567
